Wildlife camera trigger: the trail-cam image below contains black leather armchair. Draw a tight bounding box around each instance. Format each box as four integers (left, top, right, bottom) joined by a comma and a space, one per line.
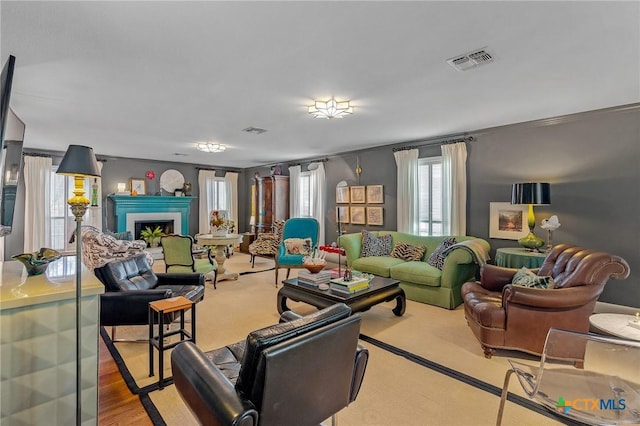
171, 303, 368, 426
94, 253, 205, 340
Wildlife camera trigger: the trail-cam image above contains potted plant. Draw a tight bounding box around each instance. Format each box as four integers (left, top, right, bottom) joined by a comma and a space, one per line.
140, 226, 163, 247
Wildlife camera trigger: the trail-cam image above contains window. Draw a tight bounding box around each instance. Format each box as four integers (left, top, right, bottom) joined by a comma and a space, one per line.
298, 172, 312, 217
418, 157, 443, 236
50, 168, 84, 252
206, 178, 227, 212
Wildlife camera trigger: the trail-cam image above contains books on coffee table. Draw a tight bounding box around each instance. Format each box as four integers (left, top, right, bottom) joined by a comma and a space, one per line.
298, 270, 332, 287
329, 276, 371, 295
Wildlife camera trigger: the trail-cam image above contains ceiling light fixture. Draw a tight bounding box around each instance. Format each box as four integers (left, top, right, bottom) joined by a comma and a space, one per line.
308, 97, 353, 119
196, 142, 227, 153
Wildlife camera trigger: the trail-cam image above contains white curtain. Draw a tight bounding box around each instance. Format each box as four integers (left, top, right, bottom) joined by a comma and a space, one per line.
309, 163, 326, 246
288, 165, 301, 217
224, 171, 239, 231
84, 161, 104, 229
23, 155, 52, 252
441, 142, 467, 235
198, 169, 216, 234
394, 149, 419, 234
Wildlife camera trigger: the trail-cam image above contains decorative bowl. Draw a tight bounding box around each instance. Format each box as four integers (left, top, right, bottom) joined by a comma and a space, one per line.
12, 248, 62, 276
304, 264, 326, 274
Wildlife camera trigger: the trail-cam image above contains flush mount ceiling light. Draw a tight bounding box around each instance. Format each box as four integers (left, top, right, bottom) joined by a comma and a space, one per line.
308, 97, 353, 119
196, 142, 227, 153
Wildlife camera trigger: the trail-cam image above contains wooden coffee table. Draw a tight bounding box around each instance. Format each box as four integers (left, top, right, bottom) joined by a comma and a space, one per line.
278, 276, 406, 316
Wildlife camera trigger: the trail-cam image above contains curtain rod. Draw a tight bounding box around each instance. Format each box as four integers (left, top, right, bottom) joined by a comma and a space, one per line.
287, 157, 329, 168
23, 152, 52, 158
195, 166, 242, 173
392, 136, 475, 152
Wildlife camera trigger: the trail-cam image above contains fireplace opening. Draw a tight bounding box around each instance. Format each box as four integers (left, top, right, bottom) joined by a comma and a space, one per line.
134, 220, 174, 240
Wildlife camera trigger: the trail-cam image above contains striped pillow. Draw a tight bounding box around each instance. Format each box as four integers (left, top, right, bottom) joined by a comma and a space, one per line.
391, 243, 425, 262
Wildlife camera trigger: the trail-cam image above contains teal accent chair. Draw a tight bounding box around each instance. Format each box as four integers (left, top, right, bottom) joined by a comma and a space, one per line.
161, 235, 218, 289
275, 218, 319, 286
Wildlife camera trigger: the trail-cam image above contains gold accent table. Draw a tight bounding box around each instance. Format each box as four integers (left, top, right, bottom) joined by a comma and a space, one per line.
196, 233, 244, 281
0, 256, 104, 424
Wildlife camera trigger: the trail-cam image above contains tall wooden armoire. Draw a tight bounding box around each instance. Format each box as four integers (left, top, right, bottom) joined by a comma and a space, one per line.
254, 175, 289, 235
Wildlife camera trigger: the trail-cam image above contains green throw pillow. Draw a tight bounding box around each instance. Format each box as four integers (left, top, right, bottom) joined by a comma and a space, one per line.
512, 267, 555, 289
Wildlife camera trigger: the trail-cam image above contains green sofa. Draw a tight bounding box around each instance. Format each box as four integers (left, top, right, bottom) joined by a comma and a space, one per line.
340, 231, 490, 309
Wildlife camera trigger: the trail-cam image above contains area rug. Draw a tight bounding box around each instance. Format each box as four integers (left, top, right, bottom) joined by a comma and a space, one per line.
105, 253, 565, 426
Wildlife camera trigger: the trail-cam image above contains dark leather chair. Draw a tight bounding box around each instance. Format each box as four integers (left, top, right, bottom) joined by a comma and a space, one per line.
461, 244, 630, 358
171, 303, 368, 426
94, 253, 205, 340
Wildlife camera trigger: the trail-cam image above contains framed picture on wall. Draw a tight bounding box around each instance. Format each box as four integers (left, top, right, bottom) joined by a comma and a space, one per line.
130, 178, 146, 195
489, 202, 529, 240
366, 185, 384, 203
336, 186, 350, 203
351, 206, 365, 224
350, 186, 366, 203
366, 207, 383, 226
336, 206, 350, 223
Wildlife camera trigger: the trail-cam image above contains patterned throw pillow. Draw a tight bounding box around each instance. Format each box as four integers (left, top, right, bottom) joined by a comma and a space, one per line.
361, 230, 393, 257
426, 237, 457, 270
284, 237, 313, 255
512, 267, 555, 289
391, 243, 426, 262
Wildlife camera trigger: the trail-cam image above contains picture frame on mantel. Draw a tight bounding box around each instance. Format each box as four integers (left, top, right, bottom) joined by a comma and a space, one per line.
130, 178, 146, 195
489, 202, 528, 240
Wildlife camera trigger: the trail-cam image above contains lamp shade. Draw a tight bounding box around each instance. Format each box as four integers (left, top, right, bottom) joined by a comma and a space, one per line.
511, 182, 550, 205
56, 145, 101, 177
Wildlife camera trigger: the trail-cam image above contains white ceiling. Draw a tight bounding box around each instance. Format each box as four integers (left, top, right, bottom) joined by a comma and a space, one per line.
2, 1, 639, 168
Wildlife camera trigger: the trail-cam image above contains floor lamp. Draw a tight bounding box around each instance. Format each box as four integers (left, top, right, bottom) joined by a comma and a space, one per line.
56, 145, 101, 425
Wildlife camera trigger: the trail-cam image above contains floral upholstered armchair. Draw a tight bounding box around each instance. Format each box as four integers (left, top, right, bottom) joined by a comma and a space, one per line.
248, 220, 285, 267
80, 225, 153, 269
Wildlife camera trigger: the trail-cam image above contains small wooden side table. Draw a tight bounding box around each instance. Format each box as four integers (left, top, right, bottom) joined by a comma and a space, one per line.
148, 296, 196, 389
495, 247, 546, 269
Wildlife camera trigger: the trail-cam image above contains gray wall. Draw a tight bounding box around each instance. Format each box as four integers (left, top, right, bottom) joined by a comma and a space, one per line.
5, 104, 638, 306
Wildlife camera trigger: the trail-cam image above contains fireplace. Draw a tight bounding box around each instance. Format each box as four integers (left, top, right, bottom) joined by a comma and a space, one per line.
109, 195, 194, 235
134, 220, 174, 240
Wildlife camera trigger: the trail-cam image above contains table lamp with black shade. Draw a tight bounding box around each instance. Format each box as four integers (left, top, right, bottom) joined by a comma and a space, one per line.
511, 182, 550, 252
56, 145, 101, 425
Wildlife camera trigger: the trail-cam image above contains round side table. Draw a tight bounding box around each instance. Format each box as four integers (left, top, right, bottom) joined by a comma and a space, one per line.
589, 313, 640, 341
495, 247, 546, 269
196, 233, 244, 281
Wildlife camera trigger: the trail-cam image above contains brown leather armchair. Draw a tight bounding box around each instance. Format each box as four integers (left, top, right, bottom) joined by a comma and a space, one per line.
461, 244, 630, 358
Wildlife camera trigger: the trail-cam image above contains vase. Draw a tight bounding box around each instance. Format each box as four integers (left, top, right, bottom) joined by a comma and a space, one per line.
209, 226, 228, 236
12, 248, 61, 276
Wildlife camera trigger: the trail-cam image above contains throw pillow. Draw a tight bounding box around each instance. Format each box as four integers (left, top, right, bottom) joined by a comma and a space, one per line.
284, 237, 313, 255
391, 242, 426, 262
360, 230, 393, 257
106, 230, 133, 241
426, 237, 457, 270
511, 267, 555, 289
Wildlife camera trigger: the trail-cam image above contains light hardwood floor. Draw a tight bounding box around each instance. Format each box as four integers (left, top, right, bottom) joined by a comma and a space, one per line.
98, 336, 152, 425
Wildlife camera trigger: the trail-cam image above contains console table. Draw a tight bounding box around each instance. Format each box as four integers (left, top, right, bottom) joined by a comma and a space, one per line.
495, 247, 547, 269
0, 257, 104, 424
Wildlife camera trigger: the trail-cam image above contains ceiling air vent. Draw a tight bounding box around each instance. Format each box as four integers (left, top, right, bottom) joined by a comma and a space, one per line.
447, 47, 494, 71
243, 126, 268, 135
